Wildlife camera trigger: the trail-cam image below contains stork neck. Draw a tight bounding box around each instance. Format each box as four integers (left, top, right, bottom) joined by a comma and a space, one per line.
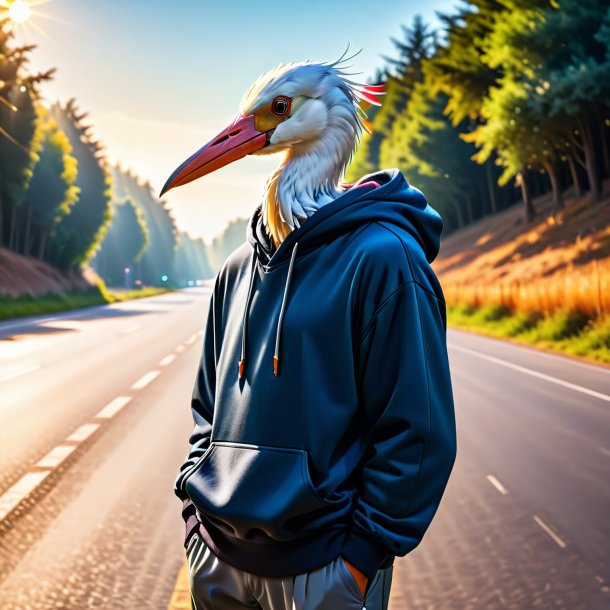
262, 131, 351, 248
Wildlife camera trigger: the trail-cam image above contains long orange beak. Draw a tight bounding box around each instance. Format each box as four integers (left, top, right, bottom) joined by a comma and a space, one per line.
160, 114, 267, 196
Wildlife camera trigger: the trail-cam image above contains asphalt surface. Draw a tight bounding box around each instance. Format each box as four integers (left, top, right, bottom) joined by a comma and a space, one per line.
0, 286, 608, 609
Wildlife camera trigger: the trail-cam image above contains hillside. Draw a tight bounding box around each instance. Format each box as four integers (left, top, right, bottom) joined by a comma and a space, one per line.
433, 184, 610, 316
0, 247, 95, 297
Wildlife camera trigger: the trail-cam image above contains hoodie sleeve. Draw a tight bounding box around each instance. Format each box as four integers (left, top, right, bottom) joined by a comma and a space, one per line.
341, 278, 457, 579
173, 278, 218, 546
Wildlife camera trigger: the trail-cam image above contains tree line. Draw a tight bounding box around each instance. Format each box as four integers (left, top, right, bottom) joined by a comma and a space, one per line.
0, 17, 214, 288
348, 0, 610, 230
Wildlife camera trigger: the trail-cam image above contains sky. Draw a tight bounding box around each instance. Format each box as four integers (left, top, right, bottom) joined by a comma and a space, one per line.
14, 0, 459, 244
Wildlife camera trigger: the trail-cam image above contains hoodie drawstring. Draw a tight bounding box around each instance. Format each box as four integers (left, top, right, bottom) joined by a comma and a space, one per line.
238, 240, 299, 380
273, 240, 299, 377
238, 254, 259, 380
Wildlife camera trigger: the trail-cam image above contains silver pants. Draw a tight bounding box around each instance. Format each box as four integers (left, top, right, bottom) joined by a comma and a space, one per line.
186, 533, 393, 610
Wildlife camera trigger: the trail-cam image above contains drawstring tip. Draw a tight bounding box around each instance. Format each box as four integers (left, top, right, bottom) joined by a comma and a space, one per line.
273, 356, 279, 377
238, 359, 245, 379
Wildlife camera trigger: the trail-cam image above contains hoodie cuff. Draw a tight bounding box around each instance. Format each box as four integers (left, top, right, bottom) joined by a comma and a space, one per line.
341, 530, 389, 581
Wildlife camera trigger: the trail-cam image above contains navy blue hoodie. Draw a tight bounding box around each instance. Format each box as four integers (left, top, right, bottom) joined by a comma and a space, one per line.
174, 168, 457, 580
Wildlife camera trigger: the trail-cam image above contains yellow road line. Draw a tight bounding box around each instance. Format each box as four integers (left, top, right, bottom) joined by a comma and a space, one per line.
167, 559, 191, 610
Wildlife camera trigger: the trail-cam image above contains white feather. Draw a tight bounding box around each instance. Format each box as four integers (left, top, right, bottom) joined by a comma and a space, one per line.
243, 61, 371, 246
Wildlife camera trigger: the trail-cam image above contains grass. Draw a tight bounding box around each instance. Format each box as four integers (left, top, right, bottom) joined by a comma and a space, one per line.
447, 303, 610, 366
0, 283, 173, 321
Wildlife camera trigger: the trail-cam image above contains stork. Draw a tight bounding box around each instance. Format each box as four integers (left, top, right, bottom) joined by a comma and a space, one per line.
160, 53, 384, 248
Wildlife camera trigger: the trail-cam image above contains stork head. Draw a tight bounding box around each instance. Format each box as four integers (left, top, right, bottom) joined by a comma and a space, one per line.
160, 55, 383, 196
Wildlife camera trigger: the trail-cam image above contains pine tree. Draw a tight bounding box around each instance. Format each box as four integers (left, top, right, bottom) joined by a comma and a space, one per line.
0, 17, 53, 249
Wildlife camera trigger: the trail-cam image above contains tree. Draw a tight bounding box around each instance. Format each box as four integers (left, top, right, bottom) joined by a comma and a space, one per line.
528, 0, 610, 200
21, 108, 79, 258
93, 196, 149, 287
48, 100, 113, 270
112, 166, 178, 286
0, 17, 54, 249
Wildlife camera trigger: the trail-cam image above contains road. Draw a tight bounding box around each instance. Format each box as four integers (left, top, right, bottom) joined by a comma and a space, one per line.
0, 287, 608, 609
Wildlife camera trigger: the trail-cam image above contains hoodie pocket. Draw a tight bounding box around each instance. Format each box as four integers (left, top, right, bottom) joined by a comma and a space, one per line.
184, 441, 329, 542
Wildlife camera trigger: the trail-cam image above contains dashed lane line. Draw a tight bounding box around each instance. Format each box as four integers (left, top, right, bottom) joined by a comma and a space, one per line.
160, 354, 177, 367
36, 445, 77, 469
0, 363, 40, 384
486, 474, 508, 495
66, 423, 101, 443
95, 396, 132, 419
131, 370, 160, 390
533, 514, 567, 549
0, 471, 51, 521
0, 338, 192, 524
186, 334, 198, 345
121, 324, 141, 335
448, 343, 610, 403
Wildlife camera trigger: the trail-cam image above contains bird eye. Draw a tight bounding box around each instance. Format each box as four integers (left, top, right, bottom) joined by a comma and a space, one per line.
272, 96, 291, 116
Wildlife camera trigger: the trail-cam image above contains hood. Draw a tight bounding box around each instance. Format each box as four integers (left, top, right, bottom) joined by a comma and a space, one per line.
238, 168, 444, 379
246, 168, 444, 270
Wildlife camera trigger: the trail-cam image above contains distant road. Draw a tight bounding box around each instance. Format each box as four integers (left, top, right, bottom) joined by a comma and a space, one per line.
0, 288, 608, 609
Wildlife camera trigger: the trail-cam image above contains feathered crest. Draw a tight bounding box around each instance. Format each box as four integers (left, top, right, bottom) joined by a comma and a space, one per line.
324, 43, 385, 135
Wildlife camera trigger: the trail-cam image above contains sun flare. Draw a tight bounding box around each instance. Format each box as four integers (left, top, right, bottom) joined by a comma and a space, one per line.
8, 0, 31, 23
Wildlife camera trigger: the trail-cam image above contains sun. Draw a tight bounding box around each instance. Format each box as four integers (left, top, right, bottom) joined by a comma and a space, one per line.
8, 0, 31, 23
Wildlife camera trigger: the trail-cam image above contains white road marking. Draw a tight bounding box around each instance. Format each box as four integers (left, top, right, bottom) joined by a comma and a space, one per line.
186, 334, 198, 345
66, 423, 100, 443
197, 330, 204, 337
131, 370, 160, 390
486, 474, 508, 495
0, 315, 60, 332
0, 471, 51, 521
0, 363, 40, 384
450, 328, 610, 375
95, 396, 132, 419
121, 324, 141, 334
598, 446, 610, 458
176, 345, 185, 353
533, 515, 567, 548
36, 445, 77, 469
449, 343, 610, 403
160, 354, 176, 367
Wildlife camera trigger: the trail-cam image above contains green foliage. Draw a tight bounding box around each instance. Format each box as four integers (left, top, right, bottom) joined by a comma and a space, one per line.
0, 284, 172, 321
206, 217, 250, 272
0, 17, 54, 248
349, 0, 610, 230
21, 107, 79, 258
93, 196, 150, 287
447, 304, 609, 364
48, 100, 113, 270
110, 166, 178, 286
172, 232, 214, 286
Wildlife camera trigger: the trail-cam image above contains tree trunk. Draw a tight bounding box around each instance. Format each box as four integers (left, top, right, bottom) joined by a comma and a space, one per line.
23, 200, 32, 256
465, 196, 474, 224
601, 128, 610, 180
485, 159, 498, 214
577, 112, 601, 199
519, 169, 536, 222
39, 230, 48, 261
8, 205, 17, 251
566, 152, 583, 197
453, 199, 465, 228
594, 104, 610, 178
542, 160, 564, 210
